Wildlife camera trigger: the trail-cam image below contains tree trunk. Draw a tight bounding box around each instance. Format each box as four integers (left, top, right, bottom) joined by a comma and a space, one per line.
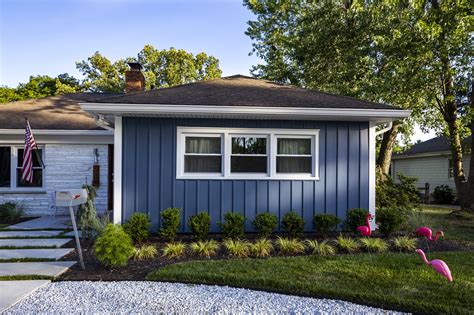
458, 81, 474, 210
376, 121, 401, 177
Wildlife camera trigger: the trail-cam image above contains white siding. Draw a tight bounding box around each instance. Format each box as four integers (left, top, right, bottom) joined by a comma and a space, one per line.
392, 155, 471, 192
0, 144, 109, 216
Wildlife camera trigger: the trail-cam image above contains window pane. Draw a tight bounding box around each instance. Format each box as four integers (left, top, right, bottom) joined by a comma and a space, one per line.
0, 147, 11, 187
17, 149, 43, 167
17, 169, 43, 187
277, 138, 311, 155
231, 156, 267, 173
232, 137, 266, 154
185, 156, 221, 173
277, 157, 312, 173
185, 137, 221, 154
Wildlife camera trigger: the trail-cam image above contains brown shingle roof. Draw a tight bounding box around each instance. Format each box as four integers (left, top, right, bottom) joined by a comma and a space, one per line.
96, 75, 398, 110
0, 93, 122, 130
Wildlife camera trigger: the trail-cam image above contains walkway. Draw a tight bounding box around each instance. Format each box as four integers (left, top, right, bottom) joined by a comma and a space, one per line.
0, 216, 76, 312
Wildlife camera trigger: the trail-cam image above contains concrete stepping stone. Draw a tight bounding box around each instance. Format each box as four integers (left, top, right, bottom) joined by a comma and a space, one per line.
0, 280, 50, 312
0, 248, 74, 260
7, 216, 71, 230
0, 261, 76, 277
0, 230, 64, 238
0, 238, 72, 248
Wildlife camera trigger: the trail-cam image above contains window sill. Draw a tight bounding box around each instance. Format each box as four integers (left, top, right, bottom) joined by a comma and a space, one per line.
0, 189, 47, 194
176, 175, 320, 181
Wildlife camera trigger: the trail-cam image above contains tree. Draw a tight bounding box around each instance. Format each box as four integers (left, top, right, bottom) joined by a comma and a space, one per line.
244, 0, 432, 176
76, 45, 222, 93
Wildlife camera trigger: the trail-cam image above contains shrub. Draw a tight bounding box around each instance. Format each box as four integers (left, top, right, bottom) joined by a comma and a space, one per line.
189, 212, 211, 240
377, 207, 406, 236
432, 185, 455, 204
250, 238, 273, 258
305, 240, 336, 256
313, 214, 340, 236
275, 237, 305, 255
406, 210, 435, 232
345, 208, 368, 232
393, 236, 417, 252
282, 211, 304, 238
359, 238, 388, 253
220, 212, 245, 239
252, 212, 278, 238
0, 202, 24, 224
162, 242, 186, 259
132, 244, 158, 260
93, 224, 134, 267
223, 239, 251, 257
92, 211, 112, 234
159, 208, 181, 241
190, 240, 219, 258
376, 173, 420, 211
123, 212, 150, 243
336, 235, 359, 253
77, 184, 98, 239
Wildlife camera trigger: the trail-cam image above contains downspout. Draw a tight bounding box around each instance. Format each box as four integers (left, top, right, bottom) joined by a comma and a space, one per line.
375, 121, 393, 136
95, 114, 114, 131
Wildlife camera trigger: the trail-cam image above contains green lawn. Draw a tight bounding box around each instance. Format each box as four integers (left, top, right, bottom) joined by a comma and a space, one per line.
417, 206, 474, 242
147, 252, 474, 314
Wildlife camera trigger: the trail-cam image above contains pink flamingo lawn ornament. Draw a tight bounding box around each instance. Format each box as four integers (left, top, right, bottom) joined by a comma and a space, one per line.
416, 249, 453, 282
416, 227, 444, 241
357, 213, 373, 237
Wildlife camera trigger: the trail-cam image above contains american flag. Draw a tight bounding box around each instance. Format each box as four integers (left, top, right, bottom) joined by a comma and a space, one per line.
21, 119, 39, 183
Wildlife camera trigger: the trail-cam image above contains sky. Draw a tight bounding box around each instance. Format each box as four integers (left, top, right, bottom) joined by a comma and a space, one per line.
0, 0, 435, 142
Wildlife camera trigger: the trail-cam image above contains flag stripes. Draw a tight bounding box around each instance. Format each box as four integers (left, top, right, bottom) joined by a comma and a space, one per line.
21, 119, 38, 183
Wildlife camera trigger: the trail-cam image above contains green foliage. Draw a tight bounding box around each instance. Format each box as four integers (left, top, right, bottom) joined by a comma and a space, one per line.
345, 209, 368, 232
305, 240, 336, 256
359, 238, 388, 253
281, 211, 304, 238
432, 185, 455, 204
76, 45, 222, 93
406, 210, 435, 232
123, 212, 150, 243
189, 240, 219, 258
393, 236, 417, 252
159, 208, 181, 241
188, 212, 211, 240
132, 244, 158, 261
162, 242, 186, 259
377, 173, 420, 211
313, 214, 340, 235
76, 184, 99, 239
336, 235, 359, 254
252, 212, 278, 238
223, 239, 251, 258
275, 237, 305, 255
377, 207, 407, 236
220, 212, 245, 240
250, 238, 273, 258
93, 224, 134, 267
0, 202, 24, 224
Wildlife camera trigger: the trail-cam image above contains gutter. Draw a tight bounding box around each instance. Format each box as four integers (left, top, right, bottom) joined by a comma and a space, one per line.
375, 121, 393, 136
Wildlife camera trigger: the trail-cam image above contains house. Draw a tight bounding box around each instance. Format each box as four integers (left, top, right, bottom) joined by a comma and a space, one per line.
392, 136, 471, 194
81, 67, 410, 232
0, 93, 120, 215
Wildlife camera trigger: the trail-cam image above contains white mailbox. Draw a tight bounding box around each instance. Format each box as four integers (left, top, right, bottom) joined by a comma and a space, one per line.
55, 189, 88, 207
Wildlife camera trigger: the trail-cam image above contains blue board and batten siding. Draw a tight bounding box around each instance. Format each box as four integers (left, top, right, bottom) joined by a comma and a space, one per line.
122, 117, 369, 232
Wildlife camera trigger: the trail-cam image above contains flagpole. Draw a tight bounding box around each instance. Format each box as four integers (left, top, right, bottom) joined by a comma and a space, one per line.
24, 117, 46, 169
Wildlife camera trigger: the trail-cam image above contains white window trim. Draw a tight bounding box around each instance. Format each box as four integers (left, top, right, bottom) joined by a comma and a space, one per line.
0, 145, 45, 192
176, 127, 320, 180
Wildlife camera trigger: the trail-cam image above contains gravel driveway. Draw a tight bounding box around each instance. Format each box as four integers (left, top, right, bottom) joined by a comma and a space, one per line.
5, 281, 402, 314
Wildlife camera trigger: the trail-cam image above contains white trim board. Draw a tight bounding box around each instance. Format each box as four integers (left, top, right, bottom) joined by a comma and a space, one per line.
113, 116, 123, 224
0, 129, 112, 136
80, 103, 411, 123
368, 122, 376, 227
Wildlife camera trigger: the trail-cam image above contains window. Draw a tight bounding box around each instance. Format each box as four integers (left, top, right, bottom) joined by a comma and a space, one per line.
231, 137, 267, 173
184, 136, 222, 173
177, 128, 319, 180
0, 146, 44, 190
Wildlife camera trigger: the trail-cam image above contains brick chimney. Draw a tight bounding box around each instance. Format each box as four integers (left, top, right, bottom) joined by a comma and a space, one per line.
125, 62, 145, 93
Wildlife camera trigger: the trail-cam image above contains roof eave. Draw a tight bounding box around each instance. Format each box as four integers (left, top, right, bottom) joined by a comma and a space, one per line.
80, 103, 411, 123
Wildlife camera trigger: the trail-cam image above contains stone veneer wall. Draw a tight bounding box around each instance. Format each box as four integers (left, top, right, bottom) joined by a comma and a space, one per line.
0, 144, 109, 216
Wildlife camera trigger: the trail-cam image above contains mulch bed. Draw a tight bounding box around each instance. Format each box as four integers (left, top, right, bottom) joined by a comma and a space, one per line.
58, 233, 473, 282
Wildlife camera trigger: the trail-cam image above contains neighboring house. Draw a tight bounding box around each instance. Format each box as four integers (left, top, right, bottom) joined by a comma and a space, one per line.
0, 93, 119, 216
392, 136, 471, 194
81, 68, 410, 232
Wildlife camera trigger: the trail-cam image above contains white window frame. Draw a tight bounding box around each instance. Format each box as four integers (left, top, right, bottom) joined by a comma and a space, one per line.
177, 127, 319, 180
0, 145, 45, 191
229, 134, 269, 175
274, 135, 315, 178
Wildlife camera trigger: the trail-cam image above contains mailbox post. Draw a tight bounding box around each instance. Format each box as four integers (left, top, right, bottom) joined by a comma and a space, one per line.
55, 189, 87, 270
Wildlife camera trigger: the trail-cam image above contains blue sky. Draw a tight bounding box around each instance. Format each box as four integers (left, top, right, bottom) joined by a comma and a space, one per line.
0, 0, 260, 87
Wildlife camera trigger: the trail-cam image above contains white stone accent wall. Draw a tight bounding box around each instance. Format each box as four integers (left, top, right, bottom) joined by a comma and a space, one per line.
0, 144, 109, 216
